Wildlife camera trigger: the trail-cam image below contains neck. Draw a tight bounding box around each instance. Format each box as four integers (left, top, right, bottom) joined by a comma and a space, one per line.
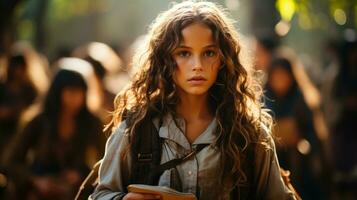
59, 108, 77, 120
176, 92, 212, 122
58, 109, 77, 139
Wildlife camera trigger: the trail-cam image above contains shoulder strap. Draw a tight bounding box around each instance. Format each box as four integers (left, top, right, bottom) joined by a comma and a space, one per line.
74, 160, 101, 200
130, 117, 208, 186
130, 117, 163, 185
150, 143, 208, 177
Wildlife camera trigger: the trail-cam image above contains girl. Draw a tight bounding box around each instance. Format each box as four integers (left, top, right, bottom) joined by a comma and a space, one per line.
265, 57, 326, 199
92, 1, 295, 199
9, 67, 105, 200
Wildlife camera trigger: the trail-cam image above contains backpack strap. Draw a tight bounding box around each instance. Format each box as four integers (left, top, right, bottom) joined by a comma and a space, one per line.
130, 117, 163, 185
75, 160, 102, 200
150, 143, 208, 177
130, 117, 208, 186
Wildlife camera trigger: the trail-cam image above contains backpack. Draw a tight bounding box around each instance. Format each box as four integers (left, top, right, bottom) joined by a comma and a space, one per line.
75, 117, 301, 200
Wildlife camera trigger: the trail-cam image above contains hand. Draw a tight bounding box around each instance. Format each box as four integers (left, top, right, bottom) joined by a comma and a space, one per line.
123, 192, 161, 200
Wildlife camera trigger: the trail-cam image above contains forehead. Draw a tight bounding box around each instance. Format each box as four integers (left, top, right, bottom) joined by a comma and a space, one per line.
62, 86, 85, 92
271, 66, 291, 75
180, 23, 215, 46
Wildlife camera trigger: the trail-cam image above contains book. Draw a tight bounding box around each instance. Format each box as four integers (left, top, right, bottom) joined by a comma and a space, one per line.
127, 184, 197, 200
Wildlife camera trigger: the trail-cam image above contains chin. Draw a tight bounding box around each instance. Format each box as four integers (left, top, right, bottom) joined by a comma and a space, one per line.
185, 89, 209, 96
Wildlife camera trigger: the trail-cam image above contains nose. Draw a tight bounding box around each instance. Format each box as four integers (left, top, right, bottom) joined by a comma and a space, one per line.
192, 56, 203, 71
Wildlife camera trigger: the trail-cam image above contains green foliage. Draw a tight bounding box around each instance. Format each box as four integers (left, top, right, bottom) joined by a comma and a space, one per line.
275, 0, 356, 29
276, 0, 296, 21
48, 0, 106, 22
17, 19, 34, 40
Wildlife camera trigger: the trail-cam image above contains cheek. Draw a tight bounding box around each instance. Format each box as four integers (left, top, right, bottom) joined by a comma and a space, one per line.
208, 61, 221, 80
61, 90, 85, 108
173, 65, 187, 82
174, 57, 186, 68
270, 72, 292, 92
72, 93, 85, 106
61, 92, 70, 105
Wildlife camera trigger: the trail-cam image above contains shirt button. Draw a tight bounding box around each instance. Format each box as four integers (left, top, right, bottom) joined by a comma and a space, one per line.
188, 171, 192, 175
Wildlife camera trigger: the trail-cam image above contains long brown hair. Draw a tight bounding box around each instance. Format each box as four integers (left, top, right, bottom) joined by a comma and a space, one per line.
107, 1, 272, 184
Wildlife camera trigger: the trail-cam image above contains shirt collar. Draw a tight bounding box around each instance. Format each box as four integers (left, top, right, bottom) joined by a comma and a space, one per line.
158, 113, 217, 150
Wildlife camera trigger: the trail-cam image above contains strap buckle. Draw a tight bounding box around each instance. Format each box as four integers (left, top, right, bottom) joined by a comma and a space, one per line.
138, 153, 153, 162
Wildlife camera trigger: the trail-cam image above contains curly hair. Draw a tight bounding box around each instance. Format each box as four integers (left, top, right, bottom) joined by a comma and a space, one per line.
107, 1, 272, 184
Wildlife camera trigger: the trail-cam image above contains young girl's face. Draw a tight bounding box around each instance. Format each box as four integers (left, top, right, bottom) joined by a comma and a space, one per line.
269, 66, 294, 96
172, 22, 221, 97
61, 86, 85, 113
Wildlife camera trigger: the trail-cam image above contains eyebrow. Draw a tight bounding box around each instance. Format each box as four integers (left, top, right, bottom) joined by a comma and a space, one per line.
177, 44, 217, 49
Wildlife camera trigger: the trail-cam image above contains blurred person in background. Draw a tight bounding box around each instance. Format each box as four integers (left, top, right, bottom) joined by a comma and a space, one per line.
329, 41, 357, 200
6, 66, 105, 200
0, 42, 50, 160
122, 35, 147, 76
73, 42, 130, 123
254, 36, 279, 73
0, 42, 50, 199
320, 40, 341, 136
264, 57, 327, 199
0, 54, 37, 149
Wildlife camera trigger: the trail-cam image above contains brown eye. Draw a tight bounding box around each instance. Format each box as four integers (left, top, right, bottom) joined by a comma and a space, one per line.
177, 51, 191, 58
204, 50, 217, 57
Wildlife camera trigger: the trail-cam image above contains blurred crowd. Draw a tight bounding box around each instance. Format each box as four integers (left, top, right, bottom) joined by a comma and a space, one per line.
0, 35, 356, 200
255, 36, 356, 200
0, 41, 131, 200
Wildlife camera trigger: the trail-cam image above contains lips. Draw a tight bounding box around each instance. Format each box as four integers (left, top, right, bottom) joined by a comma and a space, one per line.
188, 75, 207, 84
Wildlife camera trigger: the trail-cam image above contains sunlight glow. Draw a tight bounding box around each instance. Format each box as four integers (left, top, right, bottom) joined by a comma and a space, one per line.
334, 8, 347, 25
276, 0, 296, 22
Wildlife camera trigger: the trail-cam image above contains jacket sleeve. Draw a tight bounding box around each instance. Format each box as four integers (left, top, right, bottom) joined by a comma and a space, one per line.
90, 121, 131, 200
254, 128, 297, 200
